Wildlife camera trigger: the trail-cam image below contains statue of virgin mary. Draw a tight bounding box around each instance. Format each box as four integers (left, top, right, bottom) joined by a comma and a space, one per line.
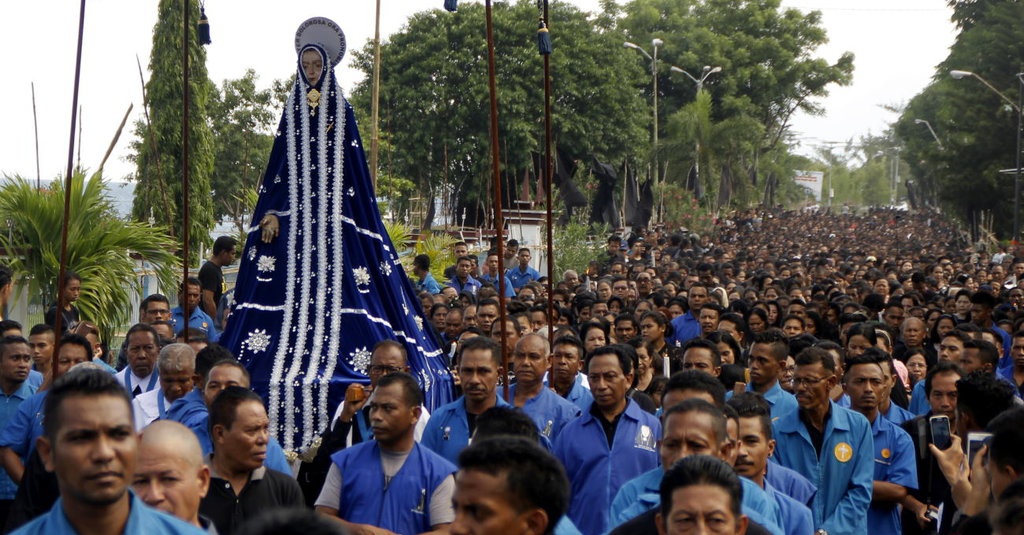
220, 17, 452, 451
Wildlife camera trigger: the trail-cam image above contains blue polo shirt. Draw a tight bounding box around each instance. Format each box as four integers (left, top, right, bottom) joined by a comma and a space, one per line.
11, 492, 204, 534
765, 460, 817, 506
506, 265, 540, 289
447, 275, 482, 296
610, 467, 784, 535
422, 395, 512, 464
506, 385, 580, 440
0, 391, 47, 458
479, 273, 515, 297
867, 413, 918, 535
0, 381, 37, 500
882, 402, 915, 426
416, 272, 442, 295
728, 380, 799, 422
765, 480, 814, 535
553, 399, 661, 535
908, 380, 929, 415
170, 306, 220, 342
667, 311, 700, 346
772, 402, 874, 535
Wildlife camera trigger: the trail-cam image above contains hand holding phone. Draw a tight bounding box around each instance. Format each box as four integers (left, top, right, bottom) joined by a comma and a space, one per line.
930, 415, 952, 450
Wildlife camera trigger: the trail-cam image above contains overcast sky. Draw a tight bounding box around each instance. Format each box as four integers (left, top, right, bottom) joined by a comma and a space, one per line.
0, 0, 955, 184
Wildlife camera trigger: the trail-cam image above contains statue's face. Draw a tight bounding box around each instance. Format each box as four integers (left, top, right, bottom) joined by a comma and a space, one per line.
301, 49, 323, 86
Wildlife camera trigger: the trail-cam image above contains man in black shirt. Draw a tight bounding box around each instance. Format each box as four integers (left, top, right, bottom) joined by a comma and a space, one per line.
198, 236, 237, 322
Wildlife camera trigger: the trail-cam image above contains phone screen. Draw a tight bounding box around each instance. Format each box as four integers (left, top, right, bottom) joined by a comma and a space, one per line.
930, 416, 952, 450
967, 432, 993, 467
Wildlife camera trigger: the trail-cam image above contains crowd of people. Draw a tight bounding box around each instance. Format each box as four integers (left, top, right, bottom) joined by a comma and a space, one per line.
3, 205, 1024, 535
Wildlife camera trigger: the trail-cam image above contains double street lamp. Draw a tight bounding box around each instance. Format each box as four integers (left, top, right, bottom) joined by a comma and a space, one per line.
950, 69, 1024, 242
625, 39, 664, 192
670, 65, 722, 202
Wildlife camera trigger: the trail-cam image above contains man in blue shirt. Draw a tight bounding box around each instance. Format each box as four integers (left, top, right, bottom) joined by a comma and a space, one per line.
0, 336, 37, 525
728, 392, 814, 535
667, 283, 708, 346
609, 399, 784, 535
447, 256, 482, 296
506, 248, 540, 291
728, 329, 799, 421
170, 278, 220, 343
772, 347, 873, 535
412, 254, 442, 295
0, 334, 92, 492
423, 337, 510, 464
479, 251, 515, 298
508, 334, 580, 441
16, 367, 203, 535
316, 373, 455, 534
548, 336, 593, 412
843, 350, 917, 535
553, 345, 661, 535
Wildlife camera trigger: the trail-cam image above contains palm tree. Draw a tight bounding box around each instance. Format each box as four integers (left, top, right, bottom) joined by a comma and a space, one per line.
0, 171, 179, 334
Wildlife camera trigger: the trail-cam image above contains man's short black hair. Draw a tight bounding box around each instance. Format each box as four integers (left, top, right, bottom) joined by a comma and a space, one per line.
925, 360, 965, 397
795, 346, 836, 373
196, 344, 234, 380
0, 335, 29, 359
752, 329, 789, 362
213, 236, 238, 256
460, 336, 501, 366
586, 345, 633, 375
957, 371, 1016, 429
44, 367, 131, 442
413, 254, 431, 272
0, 320, 21, 334
681, 338, 721, 368
125, 322, 159, 344
376, 372, 423, 408
964, 339, 1000, 369
58, 332, 94, 362
0, 265, 11, 289
474, 406, 540, 443
28, 323, 53, 337
458, 436, 569, 535
663, 398, 727, 444
209, 386, 263, 438
659, 455, 743, 524
552, 335, 585, 358
988, 407, 1024, 478
727, 392, 772, 439
140, 293, 170, 313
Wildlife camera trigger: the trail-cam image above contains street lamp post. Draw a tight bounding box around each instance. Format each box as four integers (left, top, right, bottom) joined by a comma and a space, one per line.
951, 69, 1023, 242
625, 39, 664, 212
669, 65, 722, 203
913, 119, 944, 150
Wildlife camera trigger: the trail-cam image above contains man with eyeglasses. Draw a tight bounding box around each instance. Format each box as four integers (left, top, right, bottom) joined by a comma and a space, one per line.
843, 350, 917, 535
773, 347, 873, 535
115, 323, 161, 399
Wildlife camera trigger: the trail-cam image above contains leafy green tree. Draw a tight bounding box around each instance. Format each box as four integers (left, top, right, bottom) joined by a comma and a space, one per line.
897, 0, 1024, 238
0, 172, 179, 334
347, 0, 649, 227
130, 0, 215, 260
619, 0, 853, 208
208, 69, 276, 234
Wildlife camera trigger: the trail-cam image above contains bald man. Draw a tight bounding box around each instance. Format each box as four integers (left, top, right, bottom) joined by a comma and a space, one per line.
133, 344, 199, 431
133, 421, 214, 533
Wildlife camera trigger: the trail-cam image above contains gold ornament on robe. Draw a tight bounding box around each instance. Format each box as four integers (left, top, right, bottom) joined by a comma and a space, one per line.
307, 88, 321, 116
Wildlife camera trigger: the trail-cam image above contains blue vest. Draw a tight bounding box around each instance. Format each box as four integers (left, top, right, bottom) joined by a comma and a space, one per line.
332, 441, 456, 535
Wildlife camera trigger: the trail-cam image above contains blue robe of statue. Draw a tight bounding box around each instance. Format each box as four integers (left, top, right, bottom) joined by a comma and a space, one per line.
220, 44, 452, 451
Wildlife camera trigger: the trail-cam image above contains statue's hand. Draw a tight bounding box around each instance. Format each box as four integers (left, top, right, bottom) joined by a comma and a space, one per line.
260, 214, 280, 243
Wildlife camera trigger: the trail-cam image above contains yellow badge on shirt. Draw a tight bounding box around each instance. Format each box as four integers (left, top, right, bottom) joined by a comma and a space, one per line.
881, 448, 892, 459
834, 442, 853, 463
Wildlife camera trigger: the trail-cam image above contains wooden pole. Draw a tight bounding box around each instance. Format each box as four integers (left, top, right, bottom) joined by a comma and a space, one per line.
484, 0, 509, 399
181, 0, 192, 343
369, 0, 382, 187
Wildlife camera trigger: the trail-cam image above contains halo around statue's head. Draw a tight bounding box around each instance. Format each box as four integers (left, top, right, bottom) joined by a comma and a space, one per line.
294, 17, 346, 66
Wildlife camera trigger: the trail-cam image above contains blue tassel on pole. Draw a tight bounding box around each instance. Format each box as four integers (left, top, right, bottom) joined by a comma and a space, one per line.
537, 19, 552, 55
444, 0, 458, 12
198, 6, 211, 45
